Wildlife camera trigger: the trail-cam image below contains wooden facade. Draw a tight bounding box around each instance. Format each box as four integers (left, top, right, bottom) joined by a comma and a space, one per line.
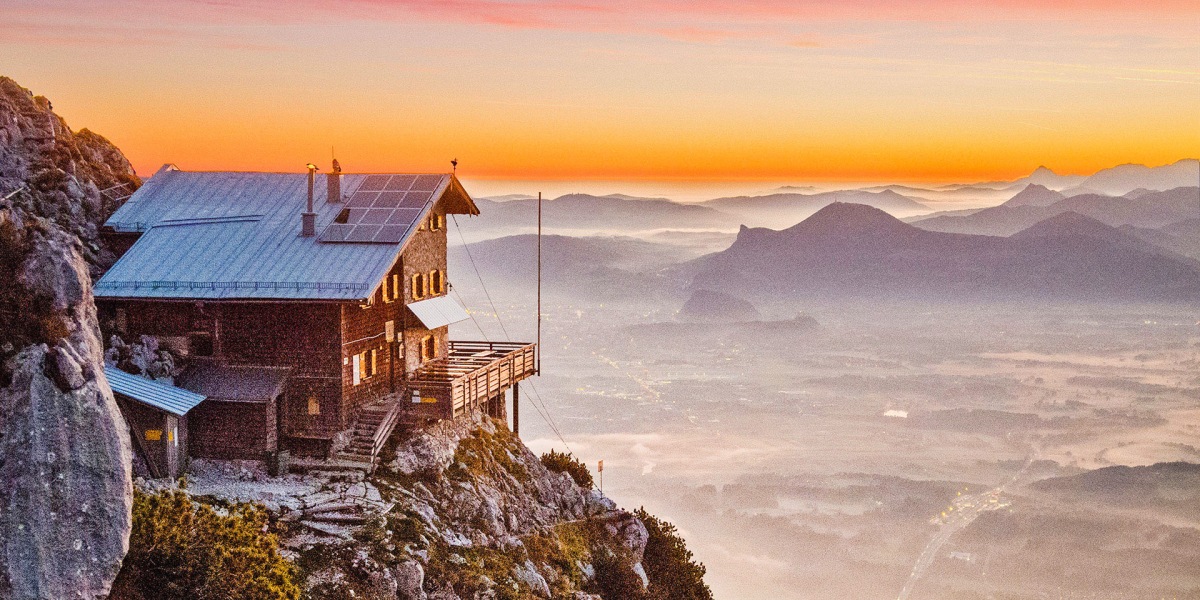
99, 187, 533, 464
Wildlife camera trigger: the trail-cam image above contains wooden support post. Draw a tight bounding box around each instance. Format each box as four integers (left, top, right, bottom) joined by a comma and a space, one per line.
512, 381, 520, 436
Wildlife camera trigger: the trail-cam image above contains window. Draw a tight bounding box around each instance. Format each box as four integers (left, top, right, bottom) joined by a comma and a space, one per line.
412, 272, 427, 300
392, 274, 400, 300
421, 335, 436, 361
429, 213, 444, 231
369, 348, 378, 378
307, 396, 320, 415
429, 270, 443, 296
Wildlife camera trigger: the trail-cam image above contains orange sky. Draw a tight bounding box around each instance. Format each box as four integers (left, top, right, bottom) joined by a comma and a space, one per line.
2, 0, 1197, 186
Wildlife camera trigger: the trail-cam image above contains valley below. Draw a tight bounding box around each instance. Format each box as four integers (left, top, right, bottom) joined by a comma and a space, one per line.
450, 176, 1200, 598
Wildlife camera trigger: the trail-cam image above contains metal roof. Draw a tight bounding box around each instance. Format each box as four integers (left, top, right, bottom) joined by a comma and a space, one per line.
104, 365, 207, 416
176, 363, 291, 403
408, 295, 471, 329
94, 167, 475, 301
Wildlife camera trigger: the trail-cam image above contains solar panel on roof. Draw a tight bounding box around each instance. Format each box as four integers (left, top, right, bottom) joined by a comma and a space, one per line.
318, 223, 353, 242
402, 191, 431, 207
384, 208, 421, 225
360, 175, 391, 191
375, 191, 406, 206
346, 225, 381, 242
349, 191, 378, 208
412, 175, 442, 191
376, 225, 407, 242
385, 175, 415, 191
363, 208, 392, 224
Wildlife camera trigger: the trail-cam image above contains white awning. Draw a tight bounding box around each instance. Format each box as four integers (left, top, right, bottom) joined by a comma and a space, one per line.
408, 295, 470, 329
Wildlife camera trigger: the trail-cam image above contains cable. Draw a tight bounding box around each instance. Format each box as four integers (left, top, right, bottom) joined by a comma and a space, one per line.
451, 216, 574, 454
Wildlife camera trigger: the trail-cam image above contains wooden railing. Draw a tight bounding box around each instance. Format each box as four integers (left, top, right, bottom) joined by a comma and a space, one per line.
370, 401, 402, 469
409, 341, 537, 417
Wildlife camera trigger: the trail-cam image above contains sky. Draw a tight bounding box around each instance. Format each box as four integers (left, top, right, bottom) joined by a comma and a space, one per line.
2, 0, 1198, 190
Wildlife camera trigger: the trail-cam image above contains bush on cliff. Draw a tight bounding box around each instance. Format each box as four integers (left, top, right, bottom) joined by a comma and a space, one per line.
541, 449, 594, 489
110, 489, 299, 600
636, 508, 714, 600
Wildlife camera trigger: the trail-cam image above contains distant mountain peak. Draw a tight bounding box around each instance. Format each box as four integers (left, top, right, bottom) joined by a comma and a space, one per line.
1011, 211, 1133, 245
788, 202, 911, 236
1003, 183, 1065, 207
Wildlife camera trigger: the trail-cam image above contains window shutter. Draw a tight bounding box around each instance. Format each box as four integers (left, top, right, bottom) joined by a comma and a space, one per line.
352, 354, 361, 385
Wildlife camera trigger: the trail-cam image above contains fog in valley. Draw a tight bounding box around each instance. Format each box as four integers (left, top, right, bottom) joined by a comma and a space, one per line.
451, 160, 1200, 599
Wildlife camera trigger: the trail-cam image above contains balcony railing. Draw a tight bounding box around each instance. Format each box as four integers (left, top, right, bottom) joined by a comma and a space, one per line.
407, 341, 537, 417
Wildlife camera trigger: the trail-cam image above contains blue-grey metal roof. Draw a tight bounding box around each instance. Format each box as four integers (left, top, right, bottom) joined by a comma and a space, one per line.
94, 167, 468, 301
104, 365, 207, 416
176, 363, 290, 403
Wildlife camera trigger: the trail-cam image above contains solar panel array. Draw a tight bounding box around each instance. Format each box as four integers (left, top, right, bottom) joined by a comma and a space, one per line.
319, 174, 445, 243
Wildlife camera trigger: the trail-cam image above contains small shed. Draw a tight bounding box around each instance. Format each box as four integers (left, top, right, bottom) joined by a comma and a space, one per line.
105, 366, 206, 479
177, 363, 291, 461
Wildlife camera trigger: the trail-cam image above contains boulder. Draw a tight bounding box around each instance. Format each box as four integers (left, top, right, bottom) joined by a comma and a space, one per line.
0, 235, 133, 598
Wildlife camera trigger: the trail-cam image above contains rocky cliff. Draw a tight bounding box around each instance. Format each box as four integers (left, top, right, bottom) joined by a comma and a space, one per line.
173, 413, 664, 599
0, 76, 136, 599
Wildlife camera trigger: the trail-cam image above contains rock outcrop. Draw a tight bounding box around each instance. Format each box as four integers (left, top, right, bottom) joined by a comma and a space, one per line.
0, 76, 136, 599
283, 413, 649, 599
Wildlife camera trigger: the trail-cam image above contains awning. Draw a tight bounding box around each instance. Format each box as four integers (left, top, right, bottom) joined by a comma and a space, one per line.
408, 295, 470, 329
104, 365, 206, 416
176, 363, 290, 403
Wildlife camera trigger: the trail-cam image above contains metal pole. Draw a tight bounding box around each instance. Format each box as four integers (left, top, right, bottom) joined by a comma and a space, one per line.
512, 381, 520, 436
537, 192, 542, 375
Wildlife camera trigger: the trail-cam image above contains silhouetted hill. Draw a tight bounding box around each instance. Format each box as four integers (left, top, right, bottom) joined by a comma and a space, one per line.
911, 187, 1200, 236
678, 289, 761, 323
691, 203, 1200, 302
448, 233, 698, 300
1031, 462, 1200, 521
1073, 159, 1199, 196
1010, 165, 1086, 190
467, 193, 733, 233
702, 189, 929, 228
1002, 184, 1065, 207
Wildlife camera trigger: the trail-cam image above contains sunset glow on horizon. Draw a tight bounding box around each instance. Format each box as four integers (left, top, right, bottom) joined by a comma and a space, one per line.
2, 0, 1197, 186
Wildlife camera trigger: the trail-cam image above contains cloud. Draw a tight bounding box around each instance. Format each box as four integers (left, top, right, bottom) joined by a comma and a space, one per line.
7, 0, 1194, 51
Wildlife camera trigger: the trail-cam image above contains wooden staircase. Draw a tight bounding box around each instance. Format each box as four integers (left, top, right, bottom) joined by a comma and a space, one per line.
336, 399, 403, 472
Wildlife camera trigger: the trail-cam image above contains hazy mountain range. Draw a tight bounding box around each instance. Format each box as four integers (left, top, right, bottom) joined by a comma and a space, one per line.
689, 203, 1200, 303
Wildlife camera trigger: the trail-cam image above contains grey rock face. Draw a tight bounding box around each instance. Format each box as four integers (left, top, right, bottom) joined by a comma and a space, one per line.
0, 77, 136, 600
395, 560, 428, 600
0, 235, 133, 599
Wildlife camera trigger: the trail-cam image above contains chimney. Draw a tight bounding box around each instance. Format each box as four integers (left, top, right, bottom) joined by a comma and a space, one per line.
301, 163, 317, 237
327, 158, 342, 203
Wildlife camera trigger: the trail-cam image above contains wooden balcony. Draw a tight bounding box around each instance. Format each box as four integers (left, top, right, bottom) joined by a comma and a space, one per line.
408, 341, 537, 418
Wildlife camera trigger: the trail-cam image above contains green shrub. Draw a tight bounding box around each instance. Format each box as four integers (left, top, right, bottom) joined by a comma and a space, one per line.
591, 547, 649, 600
541, 449, 594, 489
635, 508, 713, 600
110, 489, 300, 600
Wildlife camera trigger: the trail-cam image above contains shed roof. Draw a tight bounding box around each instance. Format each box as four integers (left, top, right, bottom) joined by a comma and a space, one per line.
176, 363, 291, 403
104, 365, 207, 416
94, 166, 478, 301
408, 295, 471, 329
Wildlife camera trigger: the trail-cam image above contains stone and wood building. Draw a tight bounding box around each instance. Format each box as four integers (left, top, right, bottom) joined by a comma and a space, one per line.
95, 163, 536, 471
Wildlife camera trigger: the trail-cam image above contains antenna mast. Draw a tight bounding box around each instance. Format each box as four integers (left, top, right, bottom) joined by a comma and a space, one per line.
537, 191, 542, 375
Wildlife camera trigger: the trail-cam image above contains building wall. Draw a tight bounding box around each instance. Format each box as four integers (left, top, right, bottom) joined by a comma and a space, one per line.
219, 303, 342, 440
399, 203, 450, 374
188, 399, 277, 460
103, 299, 345, 443
341, 201, 452, 420
115, 395, 184, 479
